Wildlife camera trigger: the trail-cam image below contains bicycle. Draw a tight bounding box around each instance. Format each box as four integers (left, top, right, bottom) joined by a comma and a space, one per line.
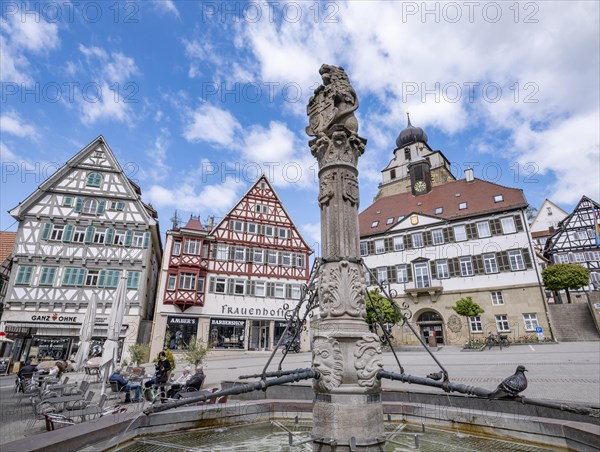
485, 333, 510, 350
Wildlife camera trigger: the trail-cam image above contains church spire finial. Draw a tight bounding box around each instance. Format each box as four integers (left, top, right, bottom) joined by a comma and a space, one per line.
406, 111, 412, 127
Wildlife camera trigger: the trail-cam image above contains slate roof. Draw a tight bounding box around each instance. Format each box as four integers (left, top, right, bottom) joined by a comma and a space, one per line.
359, 178, 527, 238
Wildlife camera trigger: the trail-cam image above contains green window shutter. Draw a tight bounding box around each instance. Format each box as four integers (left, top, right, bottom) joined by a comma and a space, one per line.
367, 241, 374, 255
84, 226, 94, 244
113, 270, 123, 288
42, 223, 52, 240
515, 215, 524, 232
473, 255, 484, 274
77, 268, 86, 286
384, 238, 393, 252
490, 219, 502, 235
406, 264, 413, 282
143, 232, 150, 249
40, 267, 57, 286
97, 200, 106, 215
127, 271, 140, 289
523, 248, 533, 268
63, 224, 74, 242
208, 277, 215, 293
62, 268, 73, 286
97, 270, 106, 288
387, 266, 397, 282
74, 197, 83, 213
63, 196, 74, 207
105, 228, 115, 245
405, 235, 413, 249
424, 232, 432, 247
124, 230, 133, 247
430, 261, 437, 280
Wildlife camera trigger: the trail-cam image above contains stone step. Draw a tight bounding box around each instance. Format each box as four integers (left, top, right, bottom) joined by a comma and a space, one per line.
547, 303, 600, 342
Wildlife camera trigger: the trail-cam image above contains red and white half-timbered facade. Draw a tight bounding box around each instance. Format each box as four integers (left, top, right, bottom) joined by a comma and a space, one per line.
150, 176, 312, 355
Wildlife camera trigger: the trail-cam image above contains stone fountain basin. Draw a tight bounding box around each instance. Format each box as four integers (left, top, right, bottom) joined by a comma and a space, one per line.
4, 385, 598, 452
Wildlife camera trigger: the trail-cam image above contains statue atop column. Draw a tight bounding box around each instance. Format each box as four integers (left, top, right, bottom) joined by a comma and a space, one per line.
308, 65, 384, 450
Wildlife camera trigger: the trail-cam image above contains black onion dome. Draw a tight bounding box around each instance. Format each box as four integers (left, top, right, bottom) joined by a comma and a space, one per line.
396, 113, 428, 148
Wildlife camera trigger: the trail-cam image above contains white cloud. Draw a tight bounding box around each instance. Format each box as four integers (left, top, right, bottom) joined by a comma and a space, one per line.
0, 10, 60, 84
301, 222, 321, 254
242, 121, 296, 161
145, 128, 171, 182
147, 181, 240, 216
183, 104, 241, 146
0, 110, 38, 139
153, 0, 180, 17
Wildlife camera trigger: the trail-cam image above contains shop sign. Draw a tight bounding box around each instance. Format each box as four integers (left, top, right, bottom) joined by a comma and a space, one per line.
210, 319, 246, 327
167, 317, 198, 325
31, 313, 78, 322
220, 305, 286, 318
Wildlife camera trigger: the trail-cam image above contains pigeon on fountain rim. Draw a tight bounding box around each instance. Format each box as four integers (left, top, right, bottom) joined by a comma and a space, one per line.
489, 365, 528, 399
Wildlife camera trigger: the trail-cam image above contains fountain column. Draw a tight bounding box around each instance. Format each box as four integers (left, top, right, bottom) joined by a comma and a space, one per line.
307, 65, 384, 451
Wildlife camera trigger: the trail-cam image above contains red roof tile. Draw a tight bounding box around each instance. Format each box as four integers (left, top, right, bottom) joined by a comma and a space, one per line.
359, 178, 527, 237
0, 232, 17, 263
182, 216, 205, 231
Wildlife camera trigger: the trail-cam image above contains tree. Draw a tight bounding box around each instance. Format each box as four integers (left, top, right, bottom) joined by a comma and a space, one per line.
365, 289, 403, 339
182, 337, 209, 368
542, 264, 590, 303
128, 343, 150, 367
452, 297, 484, 346
526, 206, 538, 222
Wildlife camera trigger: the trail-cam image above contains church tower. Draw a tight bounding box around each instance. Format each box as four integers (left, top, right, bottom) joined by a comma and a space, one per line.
375, 113, 455, 199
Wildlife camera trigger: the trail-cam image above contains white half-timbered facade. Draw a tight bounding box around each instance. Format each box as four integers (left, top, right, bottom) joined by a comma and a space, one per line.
3, 136, 162, 364
543, 196, 600, 292
150, 176, 312, 356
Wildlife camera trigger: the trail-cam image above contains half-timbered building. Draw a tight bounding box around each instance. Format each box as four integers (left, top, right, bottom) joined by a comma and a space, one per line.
359, 118, 551, 346
2, 136, 162, 363
150, 176, 312, 356
543, 196, 600, 291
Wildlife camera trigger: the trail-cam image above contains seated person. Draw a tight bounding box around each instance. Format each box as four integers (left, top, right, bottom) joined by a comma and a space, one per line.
109, 367, 142, 403
144, 351, 172, 395
47, 360, 66, 378
167, 366, 191, 398
173, 365, 205, 398
17, 360, 38, 379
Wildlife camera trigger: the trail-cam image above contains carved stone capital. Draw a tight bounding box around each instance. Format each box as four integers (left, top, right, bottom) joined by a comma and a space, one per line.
318, 260, 366, 318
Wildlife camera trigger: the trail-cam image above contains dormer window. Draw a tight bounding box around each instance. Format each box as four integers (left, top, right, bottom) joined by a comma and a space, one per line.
435, 207, 443, 215
371, 221, 379, 228
459, 202, 467, 210
494, 195, 504, 203
386, 217, 394, 225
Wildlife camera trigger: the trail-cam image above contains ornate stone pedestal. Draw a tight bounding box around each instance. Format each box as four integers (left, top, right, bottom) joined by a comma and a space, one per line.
307, 65, 384, 451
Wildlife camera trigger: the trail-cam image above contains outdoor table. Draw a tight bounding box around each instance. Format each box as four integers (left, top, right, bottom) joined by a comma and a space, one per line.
42, 394, 85, 412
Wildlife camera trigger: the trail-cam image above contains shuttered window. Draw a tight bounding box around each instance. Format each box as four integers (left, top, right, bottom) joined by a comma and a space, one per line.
86, 172, 103, 187
15, 265, 34, 285
127, 271, 141, 289
62, 268, 86, 287
39, 267, 57, 286
483, 253, 498, 273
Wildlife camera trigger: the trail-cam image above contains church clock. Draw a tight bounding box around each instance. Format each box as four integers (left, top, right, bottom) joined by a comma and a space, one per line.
414, 180, 427, 193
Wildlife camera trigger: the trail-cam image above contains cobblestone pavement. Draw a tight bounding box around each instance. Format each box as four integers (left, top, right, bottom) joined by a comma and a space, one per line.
1, 341, 598, 446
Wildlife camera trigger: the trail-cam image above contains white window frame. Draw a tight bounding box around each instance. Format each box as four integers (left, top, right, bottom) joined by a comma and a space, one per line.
371, 221, 379, 228
476, 221, 491, 238
460, 257, 473, 276
93, 229, 106, 244
375, 239, 385, 254
491, 291, 504, 305
216, 244, 228, 260
215, 277, 227, 294
197, 276, 205, 293
82, 199, 98, 214
255, 281, 266, 297
556, 254, 569, 264
291, 284, 301, 300
253, 248, 264, 263
184, 239, 201, 255
280, 252, 292, 267
523, 313, 539, 331
233, 279, 245, 295
483, 253, 498, 273
454, 225, 467, 241
232, 220, 244, 232
274, 283, 285, 298
393, 236, 404, 251
234, 247, 246, 262
132, 232, 144, 248
179, 273, 197, 291
85, 270, 99, 287
386, 217, 394, 225
501, 217, 516, 234
278, 227, 289, 239
294, 254, 304, 267
469, 316, 483, 332
414, 262, 430, 288
50, 225, 65, 241
573, 252, 585, 263
265, 225, 275, 237
113, 230, 126, 246
267, 250, 278, 265
167, 275, 176, 291
412, 232, 424, 248
247, 223, 258, 235
72, 227, 86, 243
458, 202, 467, 210
431, 229, 444, 245
495, 314, 510, 332
435, 207, 443, 215
377, 267, 387, 284
360, 242, 368, 256
508, 250, 525, 271
396, 265, 408, 283
436, 260, 449, 279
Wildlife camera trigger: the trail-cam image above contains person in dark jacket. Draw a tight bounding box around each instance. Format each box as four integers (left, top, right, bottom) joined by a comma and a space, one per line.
17, 361, 37, 379
144, 351, 172, 398
172, 365, 205, 399
109, 367, 141, 402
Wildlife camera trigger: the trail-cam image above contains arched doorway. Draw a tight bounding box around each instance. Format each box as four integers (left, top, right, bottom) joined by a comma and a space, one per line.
416, 310, 445, 345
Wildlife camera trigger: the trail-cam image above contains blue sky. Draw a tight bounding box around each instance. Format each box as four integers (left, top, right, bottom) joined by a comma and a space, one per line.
1, 1, 599, 252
